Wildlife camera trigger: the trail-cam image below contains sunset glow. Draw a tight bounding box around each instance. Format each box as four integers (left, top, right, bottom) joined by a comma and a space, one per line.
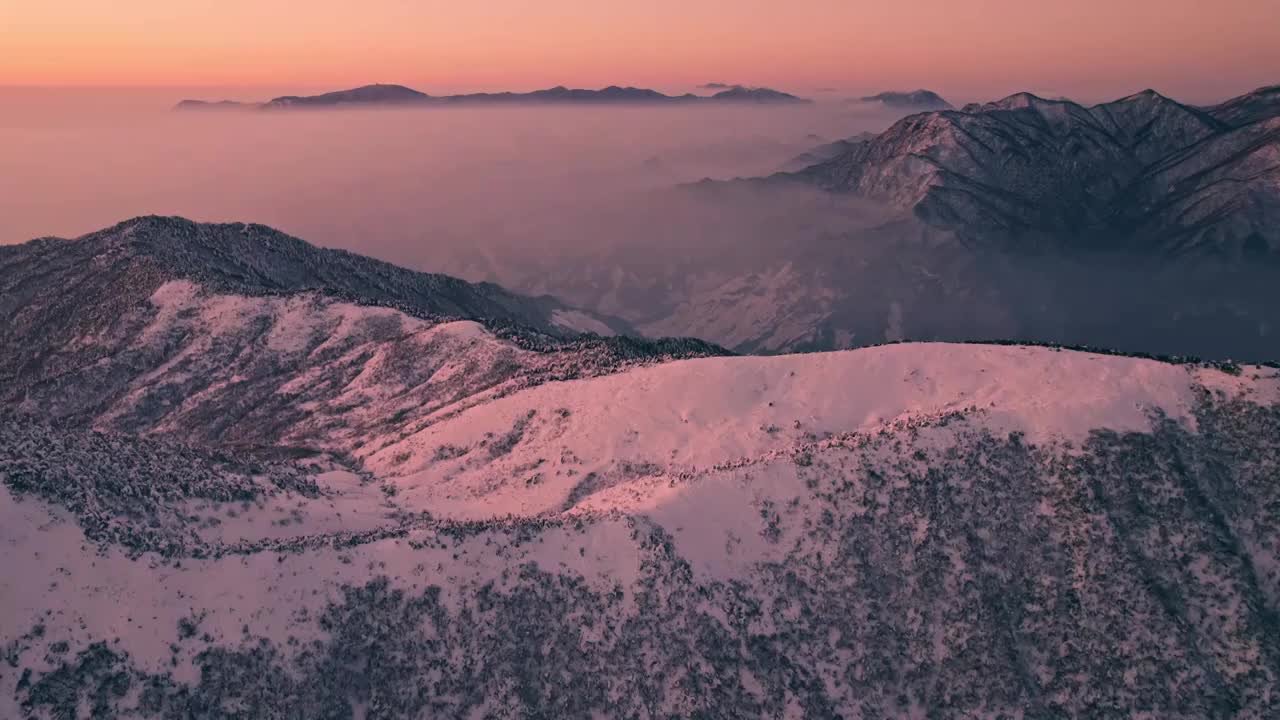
5, 0, 1280, 714
4, 0, 1277, 101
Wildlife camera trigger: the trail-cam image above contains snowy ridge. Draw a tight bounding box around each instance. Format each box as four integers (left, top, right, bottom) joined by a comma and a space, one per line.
368, 343, 1214, 519
788, 86, 1280, 257
1, 218, 725, 452
26, 279, 698, 461
5, 339, 1280, 716
0, 215, 639, 357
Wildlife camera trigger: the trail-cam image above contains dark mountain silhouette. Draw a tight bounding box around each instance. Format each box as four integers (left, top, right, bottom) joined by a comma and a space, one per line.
172, 99, 251, 110
267, 83, 430, 107
175, 83, 809, 110
859, 89, 953, 110
709, 86, 812, 103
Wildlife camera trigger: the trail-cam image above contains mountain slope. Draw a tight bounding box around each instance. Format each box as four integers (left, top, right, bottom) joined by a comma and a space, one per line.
447, 190, 1280, 360
4, 216, 1280, 716
437, 85, 1278, 357
3, 343, 1279, 717
796, 89, 1237, 250
1207, 84, 1280, 127
1, 216, 634, 342
0, 217, 722, 456
1116, 116, 1280, 257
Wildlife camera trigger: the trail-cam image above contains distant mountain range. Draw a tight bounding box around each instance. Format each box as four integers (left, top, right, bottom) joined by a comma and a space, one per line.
858, 89, 953, 110
443, 84, 1280, 359
175, 82, 810, 110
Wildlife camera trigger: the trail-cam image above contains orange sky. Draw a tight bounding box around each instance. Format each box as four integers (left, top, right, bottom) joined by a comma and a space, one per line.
3, 0, 1277, 101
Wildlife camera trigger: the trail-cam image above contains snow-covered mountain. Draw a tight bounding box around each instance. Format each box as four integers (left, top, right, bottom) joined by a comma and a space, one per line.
1116, 113, 1280, 256
0, 217, 721, 454
444, 85, 1280, 358
794, 87, 1278, 256
4, 217, 1280, 716
2, 216, 637, 340
4, 289, 1280, 716
1205, 83, 1280, 127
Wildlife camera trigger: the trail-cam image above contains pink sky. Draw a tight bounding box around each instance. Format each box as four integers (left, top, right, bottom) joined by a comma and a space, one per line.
3, 0, 1277, 102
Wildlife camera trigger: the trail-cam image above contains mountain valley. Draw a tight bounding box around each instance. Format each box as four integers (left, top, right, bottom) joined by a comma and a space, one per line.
443, 85, 1280, 360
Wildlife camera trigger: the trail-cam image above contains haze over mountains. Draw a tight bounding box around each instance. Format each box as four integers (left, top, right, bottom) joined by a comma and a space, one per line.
4, 213, 1280, 717
7, 0, 1280, 714
175, 82, 810, 110
9, 0, 1280, 712
780, 131, 880, 171
447, 84, 1280, 360
3, 77, 1280, 720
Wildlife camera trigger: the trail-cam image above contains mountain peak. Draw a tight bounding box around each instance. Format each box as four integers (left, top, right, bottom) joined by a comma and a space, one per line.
709, 86, 809, 103
860, 90, 952, 110
93, 215, 297, 253
1106, 88, 1184, 108
20, 217, 643, 341
782, 85, 1277, 258
958, 92, 1068, 114
988, 91, 1056, 110
267, 83, 430, 107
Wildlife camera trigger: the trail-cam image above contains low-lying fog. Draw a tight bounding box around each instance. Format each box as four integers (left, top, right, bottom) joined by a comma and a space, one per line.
4, 87, 1276, 361
0, 87, 898, 259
